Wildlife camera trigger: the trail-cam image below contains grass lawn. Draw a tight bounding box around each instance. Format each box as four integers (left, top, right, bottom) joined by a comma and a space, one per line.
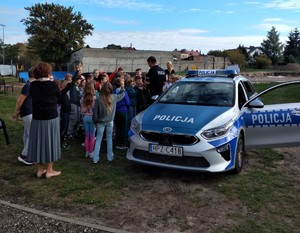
0, 78, 299, 232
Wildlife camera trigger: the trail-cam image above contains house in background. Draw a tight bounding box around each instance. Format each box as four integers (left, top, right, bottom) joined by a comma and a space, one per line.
246, 46, 263, 57
180, 50, 200, 60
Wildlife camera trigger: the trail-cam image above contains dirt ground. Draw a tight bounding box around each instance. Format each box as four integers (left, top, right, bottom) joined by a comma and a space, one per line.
63, 147, 299, 233
1, 147, 299, 233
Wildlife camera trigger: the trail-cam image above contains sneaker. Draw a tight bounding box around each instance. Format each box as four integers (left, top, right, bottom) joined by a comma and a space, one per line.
108, 156, 114, 162
116, 145, 128, 150
81, 142, 85, 147
61, 143, 71, 150
18, 155, 34, 166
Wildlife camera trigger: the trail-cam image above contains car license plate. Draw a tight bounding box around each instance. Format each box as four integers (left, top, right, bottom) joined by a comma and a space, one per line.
149, 144, 183, 157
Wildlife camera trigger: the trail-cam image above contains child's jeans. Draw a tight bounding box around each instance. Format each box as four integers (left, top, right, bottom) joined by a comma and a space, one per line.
83, 115, 95, 153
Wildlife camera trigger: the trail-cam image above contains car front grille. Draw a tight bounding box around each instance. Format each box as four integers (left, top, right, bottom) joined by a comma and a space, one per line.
140, 131, 199, 146
132, 149, 210, 168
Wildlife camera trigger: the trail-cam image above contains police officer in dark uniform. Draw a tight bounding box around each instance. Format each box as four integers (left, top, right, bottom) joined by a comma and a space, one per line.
145, 56, 166, 98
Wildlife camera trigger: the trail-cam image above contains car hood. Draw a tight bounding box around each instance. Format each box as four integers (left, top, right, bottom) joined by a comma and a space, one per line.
141, 103, 231, 134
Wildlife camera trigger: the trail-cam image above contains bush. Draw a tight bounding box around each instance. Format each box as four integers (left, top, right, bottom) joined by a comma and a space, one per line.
253, 55, 272, 69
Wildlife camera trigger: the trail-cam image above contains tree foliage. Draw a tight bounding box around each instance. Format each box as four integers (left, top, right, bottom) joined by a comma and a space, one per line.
103, 44, 123, 49
3, 44, 19, 64
207, 50, 226, 57
224, 49, 246, 69
21, 3, 93, 69
253, 54, 272, 69
283, 28, 300, 63
261, 26, 283, 65
237, 44, 250, 63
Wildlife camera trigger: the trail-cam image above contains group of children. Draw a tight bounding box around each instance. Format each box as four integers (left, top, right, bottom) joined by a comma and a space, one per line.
58, 64, 156, 162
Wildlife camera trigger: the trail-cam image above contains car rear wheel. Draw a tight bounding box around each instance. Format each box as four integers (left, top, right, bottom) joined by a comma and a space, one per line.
232, 135, 245, 174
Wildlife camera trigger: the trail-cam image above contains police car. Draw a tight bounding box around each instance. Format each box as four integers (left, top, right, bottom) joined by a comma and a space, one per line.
126, 69, 300, 173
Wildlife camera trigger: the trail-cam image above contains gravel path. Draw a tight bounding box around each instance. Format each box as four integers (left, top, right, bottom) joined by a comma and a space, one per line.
0, 200, 130, 233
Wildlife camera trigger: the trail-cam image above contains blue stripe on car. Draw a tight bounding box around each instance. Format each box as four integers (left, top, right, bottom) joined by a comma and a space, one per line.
225, 137, 238, 170
243, 108, 300, 128
207, 118, 242, 171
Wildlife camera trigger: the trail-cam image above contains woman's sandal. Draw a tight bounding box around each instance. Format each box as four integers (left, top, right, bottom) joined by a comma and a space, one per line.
46, 171, 61, 179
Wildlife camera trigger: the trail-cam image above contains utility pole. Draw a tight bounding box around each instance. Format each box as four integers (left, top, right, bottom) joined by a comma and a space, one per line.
0, 24, 5, 64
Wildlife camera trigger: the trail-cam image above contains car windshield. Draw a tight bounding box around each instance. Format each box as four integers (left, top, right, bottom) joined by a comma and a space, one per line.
159, 81, 234, 107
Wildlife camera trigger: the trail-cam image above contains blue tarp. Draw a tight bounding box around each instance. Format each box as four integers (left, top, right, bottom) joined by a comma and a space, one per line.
19, 71, 74, 82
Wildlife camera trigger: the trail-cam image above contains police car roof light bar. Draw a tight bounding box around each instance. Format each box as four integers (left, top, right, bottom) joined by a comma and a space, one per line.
186, 69, 238, 77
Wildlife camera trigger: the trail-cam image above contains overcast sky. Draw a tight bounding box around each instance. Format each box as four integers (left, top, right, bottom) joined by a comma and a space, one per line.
0, 0, 300, 54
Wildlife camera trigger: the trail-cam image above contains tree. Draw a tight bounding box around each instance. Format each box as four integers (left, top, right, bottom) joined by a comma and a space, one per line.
103, 44, 123, 49
207, 50, 226, 57
21, 3, 93, 69
0, 41, 6, 64
261, 26, 283, 65
224, 49, 246, 69
15, 43, 39, 70
237, 44, 250, 63
283, 28, 300, 63
3, 44, 19, 64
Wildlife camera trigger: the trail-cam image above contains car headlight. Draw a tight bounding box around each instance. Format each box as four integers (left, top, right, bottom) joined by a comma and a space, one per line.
201, 120, 233, 140
130, 117, 141, 134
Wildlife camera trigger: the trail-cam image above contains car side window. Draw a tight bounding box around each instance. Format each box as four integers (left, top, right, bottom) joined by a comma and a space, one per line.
238, 83, 247, 109
242, 81, 256, 98
257, 82, 300, 105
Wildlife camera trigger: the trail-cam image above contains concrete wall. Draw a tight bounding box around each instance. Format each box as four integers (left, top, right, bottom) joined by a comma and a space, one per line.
68, 48, 231, 73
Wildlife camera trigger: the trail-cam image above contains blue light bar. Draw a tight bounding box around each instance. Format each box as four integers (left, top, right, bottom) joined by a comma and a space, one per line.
186, 69, 238, 77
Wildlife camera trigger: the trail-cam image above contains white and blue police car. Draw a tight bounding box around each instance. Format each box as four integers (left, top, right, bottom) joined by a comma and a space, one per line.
126, 69, 300, 173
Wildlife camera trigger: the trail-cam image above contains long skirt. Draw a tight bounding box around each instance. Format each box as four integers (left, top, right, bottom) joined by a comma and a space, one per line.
28, 117, 61, 163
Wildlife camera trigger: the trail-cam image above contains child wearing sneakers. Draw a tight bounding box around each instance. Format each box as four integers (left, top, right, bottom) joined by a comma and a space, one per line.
81, 82, 95, 158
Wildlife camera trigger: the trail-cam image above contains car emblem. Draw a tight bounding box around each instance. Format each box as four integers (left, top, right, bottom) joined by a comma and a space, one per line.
163, 127, 172, 132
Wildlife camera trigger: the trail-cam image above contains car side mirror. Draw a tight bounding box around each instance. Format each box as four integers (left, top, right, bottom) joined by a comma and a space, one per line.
246, 99, 264, 108
151, 95, 159, 100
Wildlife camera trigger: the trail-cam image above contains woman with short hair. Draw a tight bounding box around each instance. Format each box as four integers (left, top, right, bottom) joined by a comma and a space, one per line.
28, 62, 61, 178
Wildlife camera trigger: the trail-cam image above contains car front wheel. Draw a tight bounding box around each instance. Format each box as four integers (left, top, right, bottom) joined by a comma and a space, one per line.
232, 135, 245, 174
